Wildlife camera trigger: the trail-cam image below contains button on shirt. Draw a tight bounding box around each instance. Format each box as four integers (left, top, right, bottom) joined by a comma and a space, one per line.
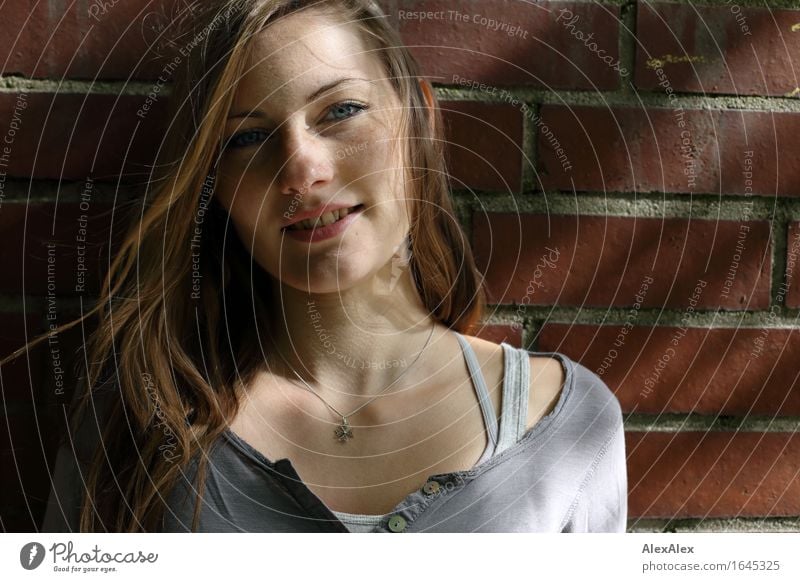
422, 480, 440, 495
42, 335, 628, 533
387, 515, 407, 532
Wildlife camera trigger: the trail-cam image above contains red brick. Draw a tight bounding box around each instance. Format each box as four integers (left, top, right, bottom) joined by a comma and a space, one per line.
396, 1, 622, 90
627, 432, 800, 518
636, 3, 800, 96
0, 92, 169, 180
442, 101, 523, 192
538, 105, 800, 197
787, 222, 800, 308
540, 324, 800, 416
0, 312, 44, 404
472, 213, 771, 309
474, 324, 522, 347
0, 0, 178, 80
0, 202, 123, 295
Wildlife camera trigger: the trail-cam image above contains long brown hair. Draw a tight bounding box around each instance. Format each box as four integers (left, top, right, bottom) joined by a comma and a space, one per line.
2, 0, 485, 532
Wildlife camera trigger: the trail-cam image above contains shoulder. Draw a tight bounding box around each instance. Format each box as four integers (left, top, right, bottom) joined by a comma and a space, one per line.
564, 355, 623, 418
460, 333, 622, 433
452, 333, 505, 421
541, 352, 623, 437
525, 352, 566, 431
454, 333, 568, 432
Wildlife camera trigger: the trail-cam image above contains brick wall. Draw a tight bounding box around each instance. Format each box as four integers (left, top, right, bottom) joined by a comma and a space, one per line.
397, 0, 800, 533
1, 0, 798, 532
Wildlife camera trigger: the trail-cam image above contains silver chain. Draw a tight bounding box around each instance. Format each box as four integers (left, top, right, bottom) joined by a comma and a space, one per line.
276, 322, 437, 440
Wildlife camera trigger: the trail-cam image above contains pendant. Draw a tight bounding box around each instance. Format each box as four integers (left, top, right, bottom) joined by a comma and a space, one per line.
334, 416, 353, 442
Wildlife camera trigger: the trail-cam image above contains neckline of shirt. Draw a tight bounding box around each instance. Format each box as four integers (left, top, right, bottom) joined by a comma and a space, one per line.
319, 335, 519, 522
331, 509, 386, 522
219, 345, 575, 518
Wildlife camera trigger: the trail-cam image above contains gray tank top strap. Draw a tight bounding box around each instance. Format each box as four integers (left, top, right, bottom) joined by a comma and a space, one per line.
454, 332, 498, 460
495, 342, 531, 456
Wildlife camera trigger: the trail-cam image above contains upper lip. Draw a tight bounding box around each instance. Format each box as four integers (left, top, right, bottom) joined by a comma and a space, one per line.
280, 202, 362, 229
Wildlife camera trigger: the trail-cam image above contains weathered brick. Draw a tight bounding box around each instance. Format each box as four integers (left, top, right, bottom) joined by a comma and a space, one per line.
472, 213, 771, 309
636, 2, 800, 96
474, 323, 522, 347
0, 0, 178, 80
787, 222, 800, 308
627, 432, 800, 518
442, 101, 523, 192
538, 105, 800, 197
540, 324, 800, 416
397, 0, 622, 90
0, 92, 169, 180
0, 202, 122, 295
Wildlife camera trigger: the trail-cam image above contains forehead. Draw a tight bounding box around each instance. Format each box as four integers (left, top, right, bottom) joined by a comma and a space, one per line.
235, 9, 386, 103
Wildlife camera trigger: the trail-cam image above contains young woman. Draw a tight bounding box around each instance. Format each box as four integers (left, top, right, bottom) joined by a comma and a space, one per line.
16, 0, 626, 532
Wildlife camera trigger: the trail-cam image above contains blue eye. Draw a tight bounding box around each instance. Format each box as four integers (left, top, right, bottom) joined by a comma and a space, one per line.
323, 101, 368, 122
224, 101, 368, 151
225, 128, 272, 150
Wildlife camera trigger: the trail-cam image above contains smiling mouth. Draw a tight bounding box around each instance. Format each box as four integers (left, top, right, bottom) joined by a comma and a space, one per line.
283, 204, 365, 231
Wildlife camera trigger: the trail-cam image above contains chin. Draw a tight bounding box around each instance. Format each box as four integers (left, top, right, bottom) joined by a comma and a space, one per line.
277, 262, 374, 295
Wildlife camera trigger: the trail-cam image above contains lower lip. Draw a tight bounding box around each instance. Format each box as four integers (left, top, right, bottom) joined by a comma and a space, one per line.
282, 205, 365, 243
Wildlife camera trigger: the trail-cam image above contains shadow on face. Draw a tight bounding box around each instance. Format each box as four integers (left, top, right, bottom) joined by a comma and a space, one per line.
214, 7, 413, 295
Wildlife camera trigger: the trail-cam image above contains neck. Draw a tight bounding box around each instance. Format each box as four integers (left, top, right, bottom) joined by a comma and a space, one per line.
264, 261, 447, 405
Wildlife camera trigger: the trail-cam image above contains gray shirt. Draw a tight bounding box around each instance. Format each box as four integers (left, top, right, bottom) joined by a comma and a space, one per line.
42, 333, 627, 533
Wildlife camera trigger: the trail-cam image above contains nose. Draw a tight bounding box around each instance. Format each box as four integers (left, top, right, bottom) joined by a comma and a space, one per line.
277, 120, 335, 196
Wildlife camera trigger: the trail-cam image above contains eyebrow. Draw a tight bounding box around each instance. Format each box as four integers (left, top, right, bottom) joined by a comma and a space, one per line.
226, 77, 371, 120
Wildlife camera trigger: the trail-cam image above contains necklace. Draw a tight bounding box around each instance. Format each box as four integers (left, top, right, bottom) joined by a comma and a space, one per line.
279, 322, 437, 443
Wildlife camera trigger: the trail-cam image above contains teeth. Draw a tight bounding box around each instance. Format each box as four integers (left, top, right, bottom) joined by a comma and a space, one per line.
287, 206, 359, 230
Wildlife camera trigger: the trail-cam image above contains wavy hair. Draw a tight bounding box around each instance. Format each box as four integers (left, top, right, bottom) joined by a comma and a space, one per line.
2, 0, 485, 532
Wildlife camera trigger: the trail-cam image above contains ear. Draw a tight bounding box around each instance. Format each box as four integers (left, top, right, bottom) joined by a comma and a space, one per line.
417, 77, 436, 128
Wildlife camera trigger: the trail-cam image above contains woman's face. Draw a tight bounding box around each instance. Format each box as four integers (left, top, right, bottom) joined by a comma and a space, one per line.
214, 8, 410, 295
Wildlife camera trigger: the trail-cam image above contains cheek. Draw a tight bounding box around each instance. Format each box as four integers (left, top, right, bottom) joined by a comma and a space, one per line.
340, 127, 409, 219
212, 166, 242, 216
213, 183, 271, 250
